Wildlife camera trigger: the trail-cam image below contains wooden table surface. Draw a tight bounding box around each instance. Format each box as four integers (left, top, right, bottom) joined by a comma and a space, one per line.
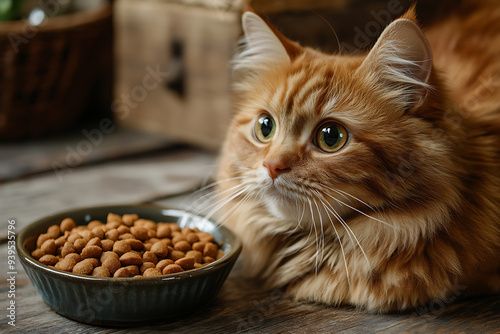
1, 142, 499, 333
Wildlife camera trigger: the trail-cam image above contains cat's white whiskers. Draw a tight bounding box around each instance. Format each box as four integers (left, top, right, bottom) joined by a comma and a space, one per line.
316, 191, 371, 270
322, 192, 394, 228
307, 198, 322, 275
193, 176, 247, 200
320, 184, 375, 211
199, 183, 251, 223
216, 188, 255, 226
316, 196, 351, 287
189, 182, 247, 216
287, 199, 305, 236
312, 198, 327, 274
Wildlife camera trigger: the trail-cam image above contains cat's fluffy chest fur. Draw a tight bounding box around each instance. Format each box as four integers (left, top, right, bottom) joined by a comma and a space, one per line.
216, 3, 500, 312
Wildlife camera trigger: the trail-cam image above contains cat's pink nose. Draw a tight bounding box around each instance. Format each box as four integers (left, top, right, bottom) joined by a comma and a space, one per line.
263, 160, 291, 180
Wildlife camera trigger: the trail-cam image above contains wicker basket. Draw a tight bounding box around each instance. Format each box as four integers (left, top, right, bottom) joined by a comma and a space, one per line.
0, 3, 113, 139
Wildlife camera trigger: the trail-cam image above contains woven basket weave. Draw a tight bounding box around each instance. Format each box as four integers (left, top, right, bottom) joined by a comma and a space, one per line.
0, 4, 112, 139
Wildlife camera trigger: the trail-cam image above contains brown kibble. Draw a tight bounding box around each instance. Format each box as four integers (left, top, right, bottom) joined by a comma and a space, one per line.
65, 253, 83, 263
156, 259, 174, 272
143, 251, 158, 264
203, 256, 215, 264
81, 245, 102, 259
41, 239, 56, 255
73, 258, 97, 275
122, 214, 138, 226
168, 223, 181, 233
68, 234, 81, 244
87, 237, 102, 248
140, 262, 156, 274
162, 264, 184, 275
74, 238, 87, 253
79, 230, 93, 242
102, 257, 121, 274
171, 233, 186, 244
146, 237, 160, 245
143, 268, 162, 277
186, 250, 203, 263
101, 239, 114, 252
120, 252, 143, 266
91, 227, 105, 239
185, 233, 199, 244
39, 254, 58, 266
113, 240, 131, 256
37, 233, 51, 248
137, 219, 156, 231
61, 242, 76, 258
181, 227, 194, 236
175, 257, 195, 270
47, 225, 61, 239
174, 240, 191, 253
71, 226, 85, 234
60, 218, 76, 232
34, 213, 222, 278
119, 233, 135, 240
106, 221, 121, 229
151, 241, 169, 258
107, 213, 122, 224
87, 258, 100, 267
92, 266, 111, 277
126, 239, 143, 251
163, 239, 173, 247
113, 267, 132, 278
100, 251, 119, 263
170, 250, 185, 262
125, 265, 140, 276
217, 249, 225, 260
105, 228, 120, 241
197, 232, 215, 243
192, 242, 205, 252
55, 258, 77, 272
87, 220, 103, 230
117, 225, 130, 235
156, 224, 171, 238
203, 243, 218, 258
54, 235, 67, 247
130, 226, 149, 241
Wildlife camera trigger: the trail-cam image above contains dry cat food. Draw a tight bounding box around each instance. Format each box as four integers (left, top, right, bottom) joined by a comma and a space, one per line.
30, 213, 224, 278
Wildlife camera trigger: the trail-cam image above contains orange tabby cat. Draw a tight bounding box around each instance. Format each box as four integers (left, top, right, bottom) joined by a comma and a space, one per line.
216, 2, 500, 312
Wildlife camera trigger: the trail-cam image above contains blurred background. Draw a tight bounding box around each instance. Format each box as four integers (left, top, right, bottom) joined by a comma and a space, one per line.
1, 0, 444, 218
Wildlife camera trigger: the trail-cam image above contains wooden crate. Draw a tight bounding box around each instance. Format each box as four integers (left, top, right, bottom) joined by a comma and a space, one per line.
114, 0, 241, 150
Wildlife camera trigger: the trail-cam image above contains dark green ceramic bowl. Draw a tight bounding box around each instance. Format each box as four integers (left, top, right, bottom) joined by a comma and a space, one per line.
17, 204, 242, 326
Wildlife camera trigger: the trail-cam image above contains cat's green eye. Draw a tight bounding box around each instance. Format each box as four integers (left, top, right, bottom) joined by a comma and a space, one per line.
315, 122, 349, 153
254, 114, 276, 143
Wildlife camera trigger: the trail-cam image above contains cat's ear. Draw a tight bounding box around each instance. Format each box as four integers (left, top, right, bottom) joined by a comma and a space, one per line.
357, 14, 433, 109
233, 12, 301, 73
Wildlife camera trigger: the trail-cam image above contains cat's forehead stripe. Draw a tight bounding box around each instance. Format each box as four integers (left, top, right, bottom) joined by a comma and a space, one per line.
282, 70, 309, 115
294, 75, 323, 106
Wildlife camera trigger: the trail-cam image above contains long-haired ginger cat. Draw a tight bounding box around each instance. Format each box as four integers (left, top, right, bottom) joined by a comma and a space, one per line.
215, 2, 500, 312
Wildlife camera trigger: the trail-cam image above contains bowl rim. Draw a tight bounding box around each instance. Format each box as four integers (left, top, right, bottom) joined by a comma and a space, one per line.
16, 203, 242, 283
